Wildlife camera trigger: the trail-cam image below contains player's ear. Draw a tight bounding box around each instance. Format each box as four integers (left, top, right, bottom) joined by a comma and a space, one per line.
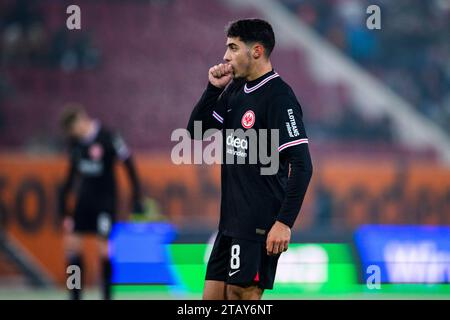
252, 44, 264, 59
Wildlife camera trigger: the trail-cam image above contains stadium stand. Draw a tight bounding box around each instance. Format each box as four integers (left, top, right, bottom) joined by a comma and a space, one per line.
1, 0, 435, 160
281, 0, 450, 135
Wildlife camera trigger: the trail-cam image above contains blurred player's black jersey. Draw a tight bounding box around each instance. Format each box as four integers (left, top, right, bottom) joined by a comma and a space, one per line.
59, 121, 136, 234
68, 121, 129, 201
188, 70, 313, 242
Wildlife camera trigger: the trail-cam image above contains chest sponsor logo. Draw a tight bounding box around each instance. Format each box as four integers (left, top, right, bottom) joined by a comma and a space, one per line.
226, 135, 248, 150
171, 124, 281, 175
79, 159, 103, 175
241, 110, 255, 129
226, 134, 248, 158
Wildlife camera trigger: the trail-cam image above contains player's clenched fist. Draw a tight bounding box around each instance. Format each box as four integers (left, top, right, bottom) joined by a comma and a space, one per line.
266, 221, 291, 256
208, 63, 233, 89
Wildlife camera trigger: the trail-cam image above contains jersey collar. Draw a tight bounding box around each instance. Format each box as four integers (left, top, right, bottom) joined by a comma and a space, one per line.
244, 70, 279, 94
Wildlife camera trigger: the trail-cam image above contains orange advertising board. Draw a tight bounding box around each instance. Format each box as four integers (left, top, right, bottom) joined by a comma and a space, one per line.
0, 154, 449, 285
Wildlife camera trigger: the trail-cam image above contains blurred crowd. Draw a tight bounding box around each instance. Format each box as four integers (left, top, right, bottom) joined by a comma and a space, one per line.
282, 0, 450, 135
0, 0, 446, 152
0, 0, 100, 71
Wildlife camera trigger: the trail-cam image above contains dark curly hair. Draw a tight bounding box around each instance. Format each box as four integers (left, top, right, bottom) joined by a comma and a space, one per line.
226, 18, 275, 57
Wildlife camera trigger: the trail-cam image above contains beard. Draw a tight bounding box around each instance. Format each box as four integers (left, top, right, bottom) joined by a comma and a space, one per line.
233, 58, 252, 80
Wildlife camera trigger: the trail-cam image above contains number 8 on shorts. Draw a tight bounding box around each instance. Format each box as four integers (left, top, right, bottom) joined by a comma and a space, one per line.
230, 244, 240, 269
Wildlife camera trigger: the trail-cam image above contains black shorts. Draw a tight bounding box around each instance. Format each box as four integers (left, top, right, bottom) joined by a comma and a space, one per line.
205, 232, 280, 290
73, 200, 116, 237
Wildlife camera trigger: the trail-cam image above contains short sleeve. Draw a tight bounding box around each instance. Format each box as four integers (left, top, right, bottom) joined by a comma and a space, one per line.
267, 94, 309, 153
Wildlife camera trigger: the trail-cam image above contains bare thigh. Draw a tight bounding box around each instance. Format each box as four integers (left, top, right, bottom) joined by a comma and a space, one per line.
226, 284, 263, 300
203, 280, 227, 300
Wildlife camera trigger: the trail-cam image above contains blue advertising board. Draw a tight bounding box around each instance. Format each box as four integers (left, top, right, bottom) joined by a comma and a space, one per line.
109, 222, 177, 284
354, 225, 450, 283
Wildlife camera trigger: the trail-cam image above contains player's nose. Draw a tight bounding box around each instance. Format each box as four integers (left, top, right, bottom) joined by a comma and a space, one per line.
223, 50, 231, 63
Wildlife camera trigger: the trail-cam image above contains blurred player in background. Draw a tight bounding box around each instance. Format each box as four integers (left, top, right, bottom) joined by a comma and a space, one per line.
58, 106, 144, 300
188, 19, 313, 300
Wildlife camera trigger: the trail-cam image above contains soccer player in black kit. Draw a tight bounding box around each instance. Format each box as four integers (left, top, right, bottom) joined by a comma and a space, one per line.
59, 107, 143, 300
187, 19, 313, 300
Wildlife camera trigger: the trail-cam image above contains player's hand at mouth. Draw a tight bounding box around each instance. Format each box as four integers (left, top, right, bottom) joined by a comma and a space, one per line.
208, 63, 233, 89
266, 221, 291, 256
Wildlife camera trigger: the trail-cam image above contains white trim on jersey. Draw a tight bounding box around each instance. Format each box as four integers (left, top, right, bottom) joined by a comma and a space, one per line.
244, 72, 280, 94
278, 138, 308, 152
212, 111, 224, 123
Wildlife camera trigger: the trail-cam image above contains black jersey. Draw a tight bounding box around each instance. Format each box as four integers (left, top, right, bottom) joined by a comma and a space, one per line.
188, 70, 313, 242
69, 121, 128, 198
59, 121, 141, 218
